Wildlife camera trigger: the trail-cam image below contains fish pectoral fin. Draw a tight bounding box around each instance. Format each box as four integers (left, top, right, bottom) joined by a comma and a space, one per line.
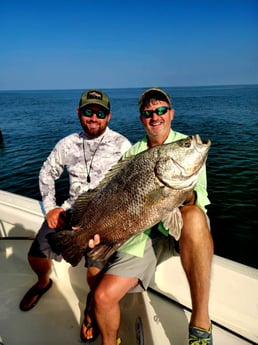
162, 208, 183, 241
87, 242, 120, 261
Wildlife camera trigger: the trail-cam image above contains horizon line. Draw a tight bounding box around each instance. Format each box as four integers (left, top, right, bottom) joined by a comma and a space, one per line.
0, 82, 258, 92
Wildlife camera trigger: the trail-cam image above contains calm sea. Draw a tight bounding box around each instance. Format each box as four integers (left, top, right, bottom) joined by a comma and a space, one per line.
0, 85, 257, 268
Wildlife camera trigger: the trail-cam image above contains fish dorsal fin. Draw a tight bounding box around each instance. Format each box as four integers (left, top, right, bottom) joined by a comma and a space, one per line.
71, 157, 133, 225
98, 156, 133, 186
71, 189, 98, 225
161, 208, 183, 241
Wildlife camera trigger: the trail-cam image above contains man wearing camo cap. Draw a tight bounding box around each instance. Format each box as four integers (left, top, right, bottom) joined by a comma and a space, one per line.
19, 89, 131, 342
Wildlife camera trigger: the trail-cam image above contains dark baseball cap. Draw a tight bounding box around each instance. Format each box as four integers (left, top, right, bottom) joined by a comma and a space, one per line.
79, 89, 110, 111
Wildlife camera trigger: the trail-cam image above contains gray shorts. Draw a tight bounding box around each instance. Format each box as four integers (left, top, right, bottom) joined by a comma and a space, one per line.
86, 213, 210, 293
86, 230, 178, 293
29, 209, 76, 261
28, 220, 63, 261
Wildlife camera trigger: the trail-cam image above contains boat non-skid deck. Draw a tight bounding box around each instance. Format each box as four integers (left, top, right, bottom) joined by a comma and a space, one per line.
0, 190, 257, 345
1, 238, 181, 345
0, 238, 256, 345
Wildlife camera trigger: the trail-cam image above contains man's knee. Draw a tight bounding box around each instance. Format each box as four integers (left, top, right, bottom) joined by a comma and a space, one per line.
181, 205, 209, 237
181, 204, 204, 220
94, 284, 115, 308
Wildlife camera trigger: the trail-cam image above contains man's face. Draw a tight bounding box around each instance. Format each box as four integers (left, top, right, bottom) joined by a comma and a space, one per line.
140, 100, 174, 144
78, 104, 111, 139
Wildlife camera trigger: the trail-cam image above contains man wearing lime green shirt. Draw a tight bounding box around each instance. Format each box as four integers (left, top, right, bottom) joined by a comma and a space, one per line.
118, 128, 210, 258
87, 88, 214, 345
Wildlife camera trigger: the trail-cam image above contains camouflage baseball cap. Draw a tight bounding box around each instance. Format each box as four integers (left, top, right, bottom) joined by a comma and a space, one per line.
79, 89, 110, 111
138, 87, 172, 111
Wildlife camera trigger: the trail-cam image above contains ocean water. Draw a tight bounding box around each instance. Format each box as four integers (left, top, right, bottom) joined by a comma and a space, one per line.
0, 85, 257, 268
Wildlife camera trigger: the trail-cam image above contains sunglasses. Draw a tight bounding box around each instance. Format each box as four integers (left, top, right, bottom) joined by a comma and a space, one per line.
81, 108, 109, 119
141, 106, 170, 118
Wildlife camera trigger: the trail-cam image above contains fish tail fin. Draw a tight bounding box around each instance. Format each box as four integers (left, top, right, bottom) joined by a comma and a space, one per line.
88, 243, 120, 261
48, 230, 84, 267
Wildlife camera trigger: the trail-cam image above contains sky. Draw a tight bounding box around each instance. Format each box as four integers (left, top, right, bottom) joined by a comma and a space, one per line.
0, 0, 258, 90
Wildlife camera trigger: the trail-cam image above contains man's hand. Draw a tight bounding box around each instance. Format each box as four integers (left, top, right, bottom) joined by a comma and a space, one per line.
88, 234, 100, 248
46, 207, 66, 229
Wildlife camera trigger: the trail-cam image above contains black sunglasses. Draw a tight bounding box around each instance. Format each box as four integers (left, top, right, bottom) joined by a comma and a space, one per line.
81, 108, 109, 119
141, 106, 170, 118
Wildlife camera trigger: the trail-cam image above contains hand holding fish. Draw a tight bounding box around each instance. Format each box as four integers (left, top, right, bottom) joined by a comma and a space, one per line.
88, 234, 100, 248
46, 208, 66, 229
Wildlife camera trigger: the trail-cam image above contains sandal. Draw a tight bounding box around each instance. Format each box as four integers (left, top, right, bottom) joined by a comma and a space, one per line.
80, 292, 99, 343
19, 279, 53, 311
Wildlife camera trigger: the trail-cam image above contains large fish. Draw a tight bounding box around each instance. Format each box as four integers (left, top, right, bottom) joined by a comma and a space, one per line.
49, 135, 211, 266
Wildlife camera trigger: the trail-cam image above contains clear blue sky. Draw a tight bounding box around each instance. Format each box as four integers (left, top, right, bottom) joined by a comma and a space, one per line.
1, 0, 257, 90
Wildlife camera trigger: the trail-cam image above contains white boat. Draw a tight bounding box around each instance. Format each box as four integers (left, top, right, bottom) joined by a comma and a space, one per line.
0, 189, 257, 345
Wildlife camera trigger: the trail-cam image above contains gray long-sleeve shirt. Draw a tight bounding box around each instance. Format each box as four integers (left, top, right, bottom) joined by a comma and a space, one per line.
39, 127, 132, 214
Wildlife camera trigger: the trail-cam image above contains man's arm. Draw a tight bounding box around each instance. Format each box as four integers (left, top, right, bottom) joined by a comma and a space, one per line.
39, 142, 65, 214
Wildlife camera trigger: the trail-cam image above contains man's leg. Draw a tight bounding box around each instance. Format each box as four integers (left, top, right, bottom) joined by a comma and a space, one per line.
81, 266, 103, 341
28, 255, 52, 287
180, 205, 213, 330
19, 220, 61, 311
19, 256, 52, 310
94, 274, 138, 345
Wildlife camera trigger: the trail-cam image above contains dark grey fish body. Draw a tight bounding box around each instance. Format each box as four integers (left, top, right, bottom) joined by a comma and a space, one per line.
50, 135, 211, 266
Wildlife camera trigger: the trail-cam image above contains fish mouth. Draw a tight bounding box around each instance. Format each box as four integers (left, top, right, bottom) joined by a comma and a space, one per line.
193, 134, 211, 151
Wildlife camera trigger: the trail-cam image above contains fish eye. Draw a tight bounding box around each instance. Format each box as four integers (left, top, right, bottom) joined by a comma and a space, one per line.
184, 140, 192, 148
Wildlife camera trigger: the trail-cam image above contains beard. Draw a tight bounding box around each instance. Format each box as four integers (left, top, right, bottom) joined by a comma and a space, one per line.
82, 122, 106, 139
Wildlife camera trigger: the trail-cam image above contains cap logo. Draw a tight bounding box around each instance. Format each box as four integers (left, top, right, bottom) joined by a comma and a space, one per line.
87, 91, 102, 100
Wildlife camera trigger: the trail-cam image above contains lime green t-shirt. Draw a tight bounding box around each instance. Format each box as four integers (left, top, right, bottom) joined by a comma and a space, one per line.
118, 130, 210, 257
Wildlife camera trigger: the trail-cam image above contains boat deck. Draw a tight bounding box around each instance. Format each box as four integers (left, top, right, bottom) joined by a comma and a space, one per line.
0, 238, 255, 345
0, 189, 257, 345
0, 238, 189, 345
